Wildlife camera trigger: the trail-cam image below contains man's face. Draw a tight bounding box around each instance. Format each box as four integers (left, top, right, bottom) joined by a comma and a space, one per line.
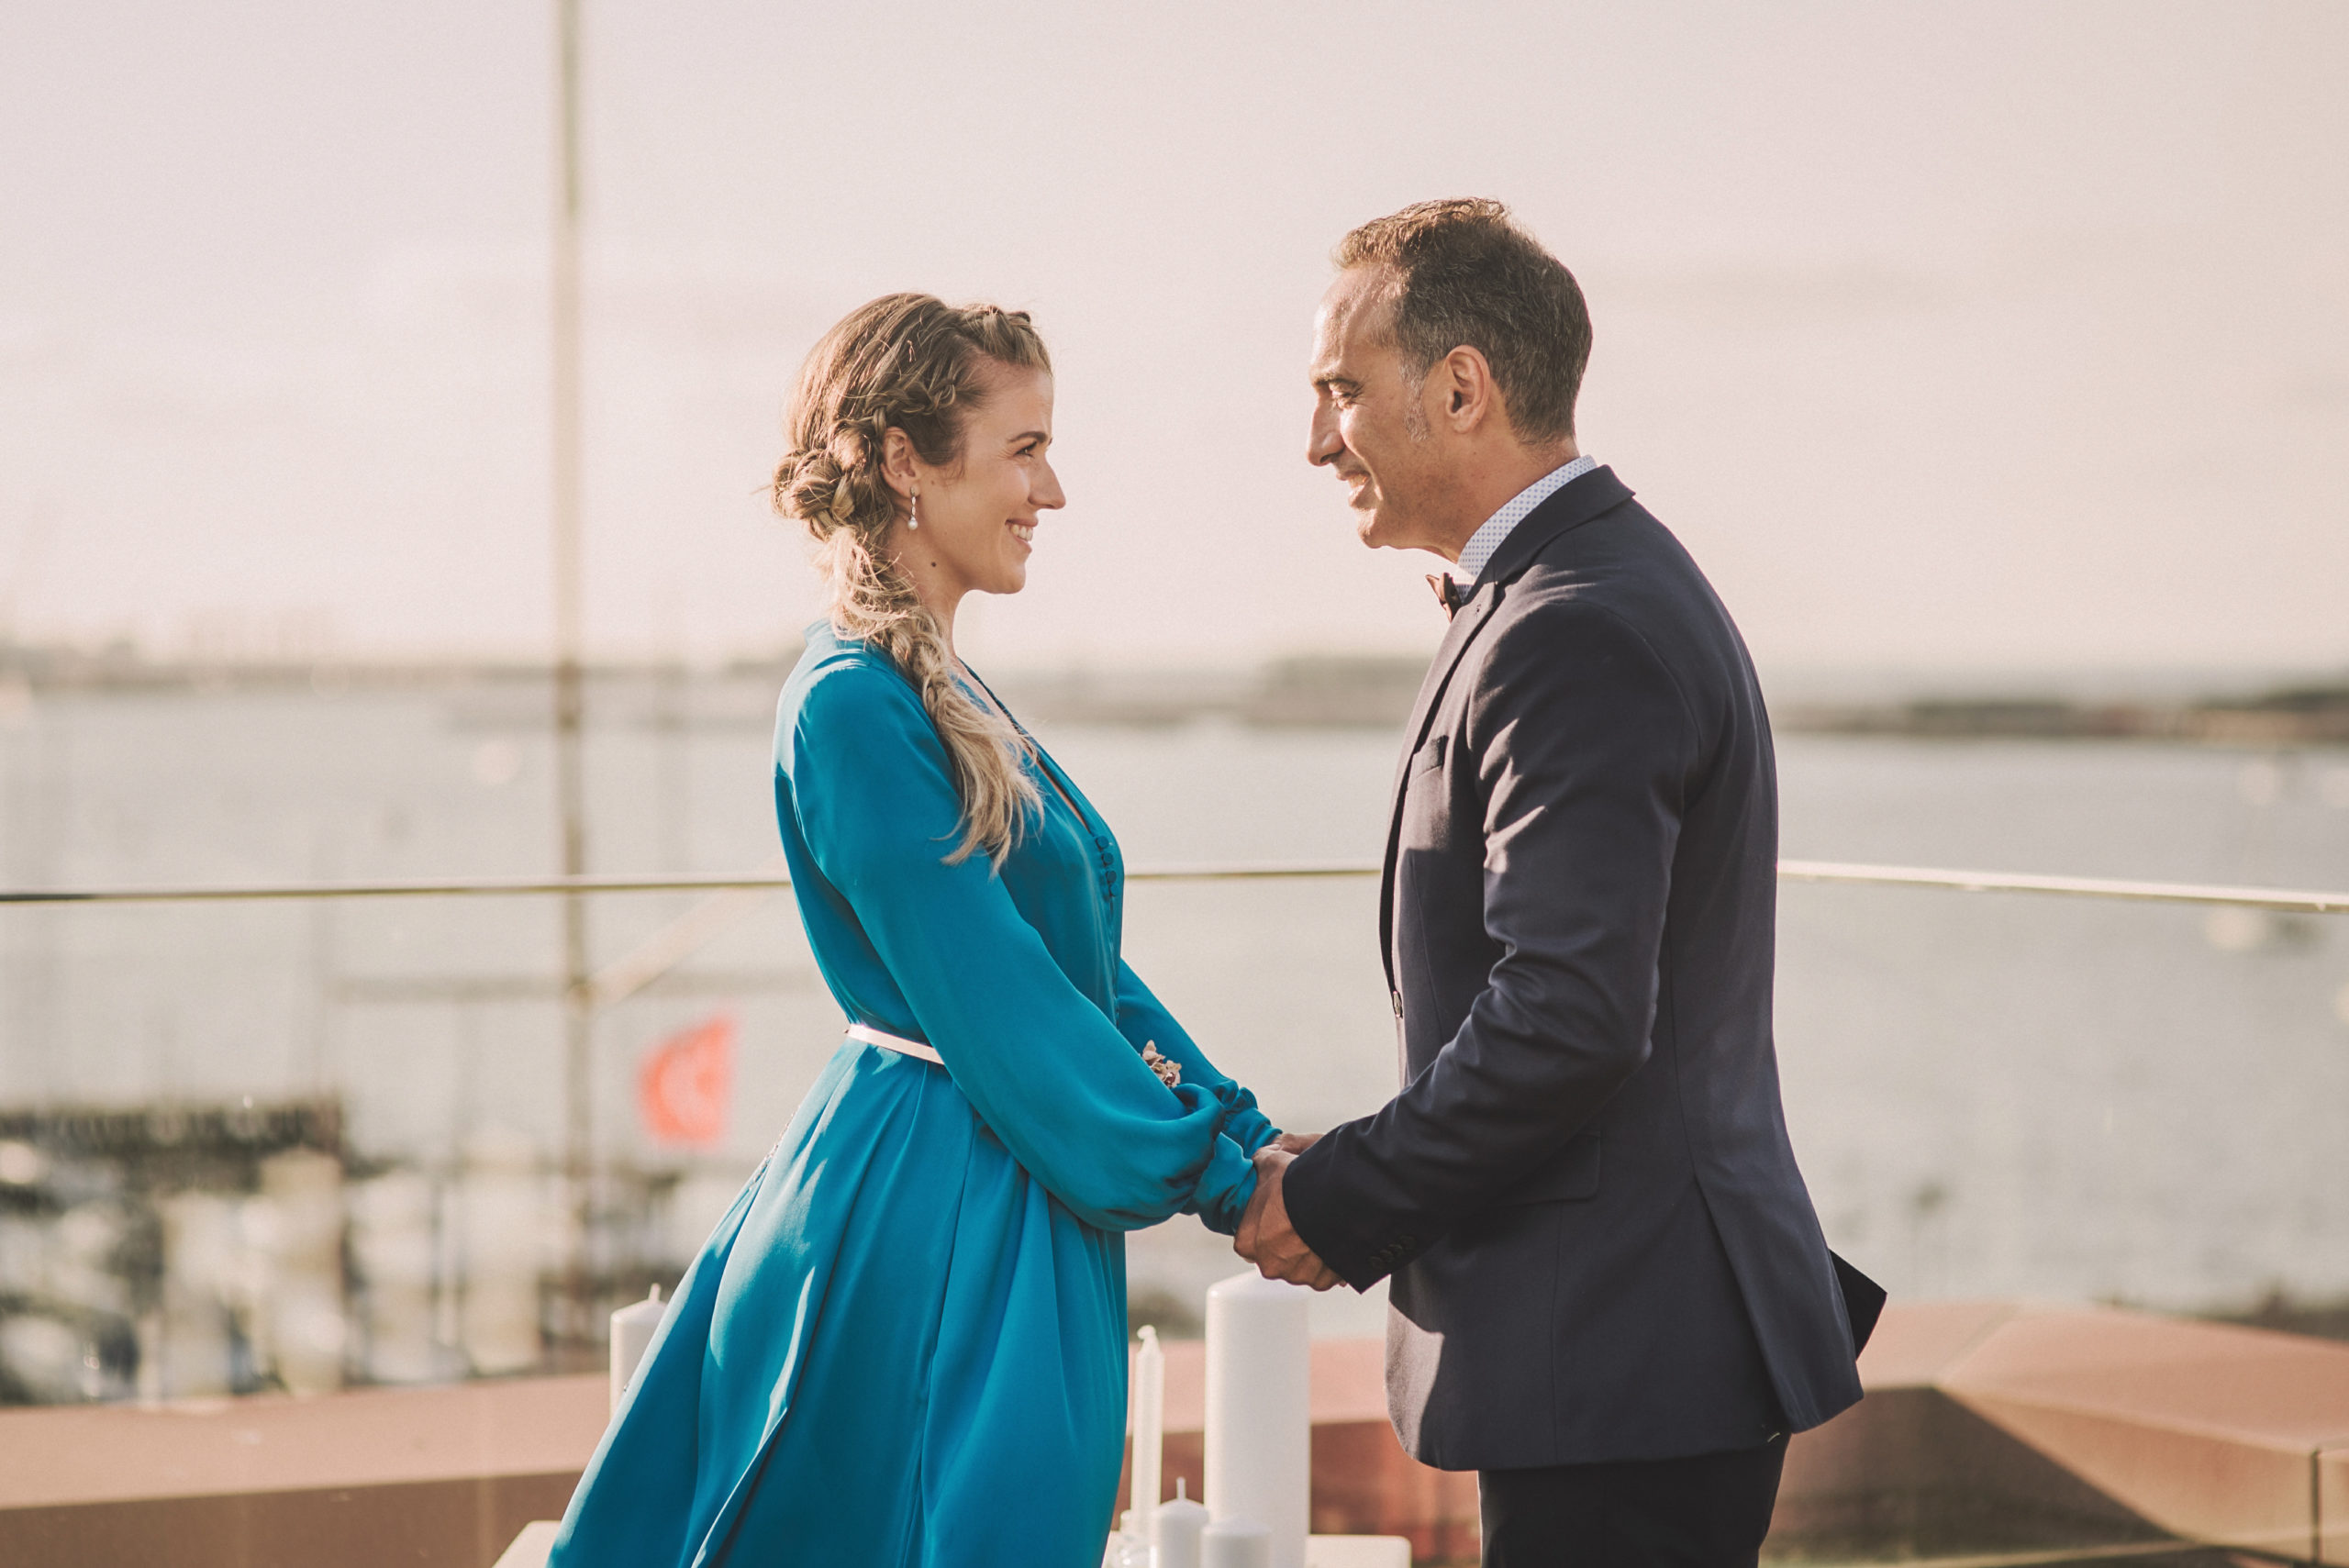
1307, 267, 1451, 552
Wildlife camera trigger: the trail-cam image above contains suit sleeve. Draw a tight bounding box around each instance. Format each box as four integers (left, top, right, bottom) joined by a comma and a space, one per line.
787, 662, 1261, 1234
1281, 601, 1698, 1288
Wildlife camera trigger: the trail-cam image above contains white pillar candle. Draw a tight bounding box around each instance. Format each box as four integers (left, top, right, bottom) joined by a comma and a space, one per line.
1203, 1272, 1310, 1568
1152, 1477, 1209, 1568
1201, 1518, 1272, 1568
1131, 1325, 1165, 1536
608, 1284, 663, 1414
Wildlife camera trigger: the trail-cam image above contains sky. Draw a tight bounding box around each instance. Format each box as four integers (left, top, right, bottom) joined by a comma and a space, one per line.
2, 1, 2345, 676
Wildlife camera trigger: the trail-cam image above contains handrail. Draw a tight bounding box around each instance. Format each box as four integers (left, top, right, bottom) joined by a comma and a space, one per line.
3, 860, 2346, 914
0, 860, 1379, 906
1775, 860, 2349, 915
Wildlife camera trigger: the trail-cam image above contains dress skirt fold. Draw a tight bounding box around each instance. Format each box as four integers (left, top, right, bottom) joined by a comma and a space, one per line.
551, 1041, 1126, 1568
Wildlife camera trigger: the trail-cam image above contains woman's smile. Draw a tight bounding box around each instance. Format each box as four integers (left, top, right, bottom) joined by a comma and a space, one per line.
884, 361, 1063, 607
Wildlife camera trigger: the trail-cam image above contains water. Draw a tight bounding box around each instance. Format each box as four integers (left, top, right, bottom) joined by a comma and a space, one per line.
3, 675, 2347, 1354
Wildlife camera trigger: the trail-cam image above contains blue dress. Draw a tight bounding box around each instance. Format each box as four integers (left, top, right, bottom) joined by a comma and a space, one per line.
549, 624, 1275, 1568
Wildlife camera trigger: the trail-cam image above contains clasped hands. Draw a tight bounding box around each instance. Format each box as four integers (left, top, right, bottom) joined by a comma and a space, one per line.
1233, 1131, 1342, 1291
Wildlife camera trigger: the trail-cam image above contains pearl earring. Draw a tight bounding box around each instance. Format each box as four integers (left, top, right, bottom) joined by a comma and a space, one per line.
907, 487, 920, 530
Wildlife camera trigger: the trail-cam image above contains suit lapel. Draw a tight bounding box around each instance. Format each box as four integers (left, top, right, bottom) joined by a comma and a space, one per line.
1378, 583, 1504, 991
1375, 466, 1638, 991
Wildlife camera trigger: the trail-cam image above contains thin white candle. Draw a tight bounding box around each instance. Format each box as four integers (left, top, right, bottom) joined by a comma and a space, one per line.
1131, 1325, 1164, 1537
1203, 1272, 1310, 1568
607, 1284, 663, 1415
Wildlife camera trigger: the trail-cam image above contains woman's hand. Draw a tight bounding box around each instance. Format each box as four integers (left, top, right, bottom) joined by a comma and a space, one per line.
1235, 1146, 1342, 1291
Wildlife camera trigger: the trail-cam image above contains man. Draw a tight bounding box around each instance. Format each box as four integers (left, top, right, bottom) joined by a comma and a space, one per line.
1236, 200, 1873, 1564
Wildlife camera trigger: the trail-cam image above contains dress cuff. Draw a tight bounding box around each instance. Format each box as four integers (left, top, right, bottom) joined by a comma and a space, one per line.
1202, 1077, 1277, 1161
1229, 1107, 1280, 1159
1186, 1131, 1259, 1236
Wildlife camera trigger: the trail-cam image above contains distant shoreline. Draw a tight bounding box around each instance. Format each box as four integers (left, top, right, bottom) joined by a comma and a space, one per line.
1775, 690, 2349, 744
4, 643, 2346, 743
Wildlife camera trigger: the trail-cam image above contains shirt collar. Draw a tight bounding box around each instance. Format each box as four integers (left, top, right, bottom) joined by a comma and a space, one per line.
1451, 454, 1598, 585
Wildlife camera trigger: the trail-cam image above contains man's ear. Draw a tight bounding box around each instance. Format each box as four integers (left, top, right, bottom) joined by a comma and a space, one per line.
1440, 346, 1498, 433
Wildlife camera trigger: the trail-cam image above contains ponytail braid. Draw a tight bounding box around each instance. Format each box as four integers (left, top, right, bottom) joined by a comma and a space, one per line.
771, 294, 1051, 865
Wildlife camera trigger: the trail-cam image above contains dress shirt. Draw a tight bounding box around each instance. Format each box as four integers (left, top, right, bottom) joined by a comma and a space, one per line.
1451, 453, 1598, 585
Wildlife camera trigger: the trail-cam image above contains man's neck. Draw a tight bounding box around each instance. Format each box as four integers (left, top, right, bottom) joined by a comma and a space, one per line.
1429, 440, 1581, 562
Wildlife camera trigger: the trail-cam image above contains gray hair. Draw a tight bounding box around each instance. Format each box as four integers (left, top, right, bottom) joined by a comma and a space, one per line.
1335, 198, 1591, 443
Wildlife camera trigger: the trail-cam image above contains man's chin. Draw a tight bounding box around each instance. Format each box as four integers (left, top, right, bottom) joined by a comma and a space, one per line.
1354, 509, 1409, 551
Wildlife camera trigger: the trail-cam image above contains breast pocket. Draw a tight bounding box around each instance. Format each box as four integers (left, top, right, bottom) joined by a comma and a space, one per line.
1398, 734, 1457, 851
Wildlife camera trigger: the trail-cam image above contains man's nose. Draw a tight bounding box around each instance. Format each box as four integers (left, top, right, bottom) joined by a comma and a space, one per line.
1307, 406, 1342, 468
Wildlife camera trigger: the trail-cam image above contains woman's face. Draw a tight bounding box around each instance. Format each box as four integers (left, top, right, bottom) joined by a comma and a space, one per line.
893, 360, 1064, 601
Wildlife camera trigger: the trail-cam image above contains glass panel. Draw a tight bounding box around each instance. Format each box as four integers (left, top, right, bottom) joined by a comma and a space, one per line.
6, 683, 2349, 1565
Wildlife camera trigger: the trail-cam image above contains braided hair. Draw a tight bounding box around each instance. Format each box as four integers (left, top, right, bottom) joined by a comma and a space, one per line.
772, 294, 1051, 865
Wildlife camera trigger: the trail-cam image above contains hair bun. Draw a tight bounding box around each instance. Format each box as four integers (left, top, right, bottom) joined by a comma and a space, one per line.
774, 445, 848, 530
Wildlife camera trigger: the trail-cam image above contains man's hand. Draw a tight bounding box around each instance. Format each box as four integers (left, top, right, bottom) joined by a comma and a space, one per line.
1271, 1129, 1322, 1157
1235, 1146, 1342, 1291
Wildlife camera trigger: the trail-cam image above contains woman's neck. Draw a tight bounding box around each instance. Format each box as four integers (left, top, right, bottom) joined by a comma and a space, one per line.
885, 526, 964, 656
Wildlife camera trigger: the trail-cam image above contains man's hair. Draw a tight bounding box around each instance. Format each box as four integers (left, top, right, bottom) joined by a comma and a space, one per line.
1334, 198, 1591, 443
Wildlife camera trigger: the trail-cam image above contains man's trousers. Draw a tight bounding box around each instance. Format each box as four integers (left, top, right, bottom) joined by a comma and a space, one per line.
1477, 1434, 1787, 1568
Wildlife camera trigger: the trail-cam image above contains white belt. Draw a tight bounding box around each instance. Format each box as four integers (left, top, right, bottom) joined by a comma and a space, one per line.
846, 1021, 944, 1066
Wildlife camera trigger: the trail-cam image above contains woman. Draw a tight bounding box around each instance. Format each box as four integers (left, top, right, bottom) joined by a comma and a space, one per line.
549, 295, 1278, 1568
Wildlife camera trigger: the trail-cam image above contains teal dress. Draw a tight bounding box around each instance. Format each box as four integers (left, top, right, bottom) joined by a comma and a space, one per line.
549, 624, 1275, 1568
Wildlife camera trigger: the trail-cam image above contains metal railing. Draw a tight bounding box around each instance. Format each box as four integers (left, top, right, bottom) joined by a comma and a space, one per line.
6, 859, 2348, 914
7, 857, 2344, 1018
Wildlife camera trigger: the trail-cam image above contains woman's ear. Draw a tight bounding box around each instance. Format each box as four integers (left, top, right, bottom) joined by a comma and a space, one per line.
879, 427, 918, 501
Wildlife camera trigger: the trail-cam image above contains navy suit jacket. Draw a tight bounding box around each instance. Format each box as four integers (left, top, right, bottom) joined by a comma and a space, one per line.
1281, 467, 1865, 1470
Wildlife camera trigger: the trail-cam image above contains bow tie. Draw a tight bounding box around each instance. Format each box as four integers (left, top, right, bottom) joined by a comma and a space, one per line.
1427, 573, 1470, 619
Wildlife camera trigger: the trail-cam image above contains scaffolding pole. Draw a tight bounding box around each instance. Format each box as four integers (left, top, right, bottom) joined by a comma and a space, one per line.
550, 0, 593, 1349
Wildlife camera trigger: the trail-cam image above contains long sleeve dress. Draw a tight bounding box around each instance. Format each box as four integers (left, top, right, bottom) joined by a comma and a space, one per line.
547, 623, 1276, 1568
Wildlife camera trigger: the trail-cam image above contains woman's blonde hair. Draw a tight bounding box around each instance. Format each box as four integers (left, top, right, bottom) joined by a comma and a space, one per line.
772, 293, 1052, 865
